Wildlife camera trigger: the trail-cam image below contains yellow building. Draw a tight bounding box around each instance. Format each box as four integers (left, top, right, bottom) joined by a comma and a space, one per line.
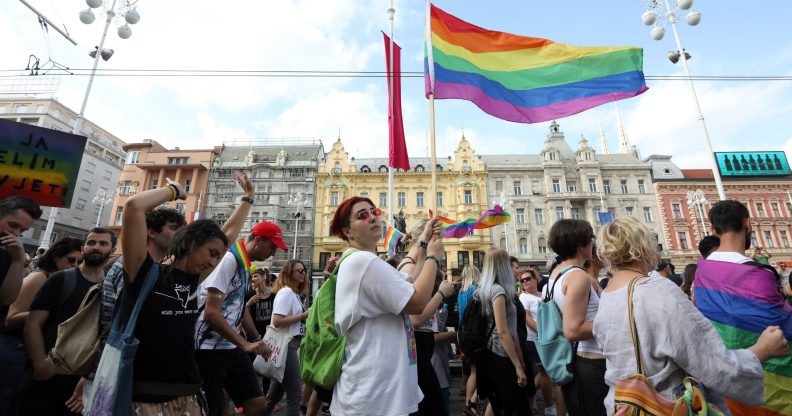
312, 136, 493, 271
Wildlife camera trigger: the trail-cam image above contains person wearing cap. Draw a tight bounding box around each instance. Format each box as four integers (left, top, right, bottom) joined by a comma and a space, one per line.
194, 220, 287, 416
651, 261, 682, 286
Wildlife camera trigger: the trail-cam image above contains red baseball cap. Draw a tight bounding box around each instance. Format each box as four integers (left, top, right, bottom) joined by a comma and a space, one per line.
251, 222, 288, 250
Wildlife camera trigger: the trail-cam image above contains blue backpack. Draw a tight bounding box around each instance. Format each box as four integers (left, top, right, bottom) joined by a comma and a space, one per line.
535, 266, 579, 385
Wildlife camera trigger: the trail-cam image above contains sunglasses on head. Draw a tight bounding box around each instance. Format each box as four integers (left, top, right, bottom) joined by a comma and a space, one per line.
354, 207, 381, 221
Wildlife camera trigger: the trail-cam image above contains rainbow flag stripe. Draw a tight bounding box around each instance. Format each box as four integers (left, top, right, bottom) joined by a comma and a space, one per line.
424, 3, 648, 124
432, 205, 511, 239
695, 259, 792, 416
383, 226, 405, 256
229, 239, 254, 278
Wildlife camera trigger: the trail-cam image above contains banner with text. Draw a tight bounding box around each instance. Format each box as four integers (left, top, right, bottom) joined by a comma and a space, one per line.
0, 118, 87, 208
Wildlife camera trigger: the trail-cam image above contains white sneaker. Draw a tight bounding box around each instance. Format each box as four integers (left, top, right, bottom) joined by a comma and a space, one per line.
544, 405, 557, 416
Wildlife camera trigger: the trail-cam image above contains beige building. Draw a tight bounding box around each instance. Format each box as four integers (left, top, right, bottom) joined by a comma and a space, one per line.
109, 139, 219, 240
312, 136, 493, 274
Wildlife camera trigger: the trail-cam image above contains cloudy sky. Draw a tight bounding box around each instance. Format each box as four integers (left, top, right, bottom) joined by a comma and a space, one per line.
2, 0, 792, 169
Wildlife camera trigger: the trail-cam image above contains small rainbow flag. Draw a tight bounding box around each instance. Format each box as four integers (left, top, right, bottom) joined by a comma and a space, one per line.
431, 205, 511, 239
424, 3, 647, 123
695, 260, 792, 415
383, 225, 405, 256
229, 239, 254, 278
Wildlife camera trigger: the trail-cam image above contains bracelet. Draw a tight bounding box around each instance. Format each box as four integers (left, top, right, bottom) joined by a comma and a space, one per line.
167, 184, 180, 201
403, 256, 415, 264
419, 240, 429, 248
425, 255, 440, 267
241, 196, 254, 204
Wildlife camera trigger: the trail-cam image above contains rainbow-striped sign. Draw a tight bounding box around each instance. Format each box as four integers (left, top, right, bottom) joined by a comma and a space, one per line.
0, 118, 87, 208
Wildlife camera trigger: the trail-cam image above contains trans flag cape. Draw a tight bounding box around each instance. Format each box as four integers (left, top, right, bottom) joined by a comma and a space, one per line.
424, 3, 647, 124
694, 259, 792, 416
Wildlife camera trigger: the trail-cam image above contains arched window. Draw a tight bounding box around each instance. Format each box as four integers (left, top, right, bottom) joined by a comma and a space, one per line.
361, 165, 371, 173
436, 164, 443, 172
414, 165, 424, 172
379, 165, 388, 173
519, 238, 528, 254
538, 237, 547, 254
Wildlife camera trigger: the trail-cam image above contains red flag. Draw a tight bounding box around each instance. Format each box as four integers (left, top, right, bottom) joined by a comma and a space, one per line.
384, 32, 409, 170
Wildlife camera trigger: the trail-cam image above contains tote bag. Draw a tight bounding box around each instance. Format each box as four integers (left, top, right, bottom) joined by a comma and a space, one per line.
253, 324, 293, 383
84, 264, 160, 416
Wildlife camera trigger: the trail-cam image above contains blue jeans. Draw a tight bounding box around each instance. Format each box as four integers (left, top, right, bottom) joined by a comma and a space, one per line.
0, 334, 28, 416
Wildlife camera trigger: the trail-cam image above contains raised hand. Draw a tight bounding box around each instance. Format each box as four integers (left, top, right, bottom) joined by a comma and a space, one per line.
234, 170, 254, 197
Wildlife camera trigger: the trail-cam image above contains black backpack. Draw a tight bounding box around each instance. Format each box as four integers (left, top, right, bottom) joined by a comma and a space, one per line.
457, 293, 494, 363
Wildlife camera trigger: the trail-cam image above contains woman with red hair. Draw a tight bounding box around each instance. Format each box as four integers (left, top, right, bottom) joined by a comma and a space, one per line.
328, 196, 445, 416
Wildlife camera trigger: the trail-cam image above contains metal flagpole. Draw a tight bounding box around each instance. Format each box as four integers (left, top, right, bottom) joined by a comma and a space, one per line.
426, 1, 437, 215
387, 2, 396, 226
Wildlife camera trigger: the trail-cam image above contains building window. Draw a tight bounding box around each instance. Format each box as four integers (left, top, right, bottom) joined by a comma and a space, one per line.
76, 198, 87, 210
359, 192, 368, 199
567, 182, 577, 192
552, 179, 561, 193
290, 168, 305, 177
35, 104, 45, 113
535, 209, 544, 225
85, 162, 96, 173
495, 180, 503, 193
114, 207, 124, 226
538, 237, 547, 254
672, 203, 683, 219
638, 180, 646, 194
620, 180, 628, 194
603, 180, 611, 194
379, 192, 387, 208
513, 181, 522, 196
764, 231, 775, 248
102, 170, 112, 182
167, 157, 188, 165
81, 180, 91, 191
398, 192, 406, 207
555, 207, 564, 220
677, 231, 688, 250
120, 180, 132, 196
771, 203, 780, 217
588, 178, 597, 192
416, 192, 424, 207
473, 251, 485, 268
437, 192, 444, 207
781, 230, 790, 248
151, 179, 158, 189
16, 104, 28, 113
464, 190, 473, 204
756, 203, 766, 217
126, 151, 140, 164
361, 166, 371, 173
787, 202, 792, 215
414, 165, 424, 172
751, 231, 758, 248
516, 208, 525, 224
175, 203, 186, 214
379, 166, 388, 173
519, 238, 528, 254
184, 179, 192, 193
567, 207, 578, 219
626, 206, 634, 216
436, 164, 443, 172
319, 252, 331, 270
458, 251, 470, 267
330, 191, 339, 206
643, 207, 653, 222
0, 106, 5, 113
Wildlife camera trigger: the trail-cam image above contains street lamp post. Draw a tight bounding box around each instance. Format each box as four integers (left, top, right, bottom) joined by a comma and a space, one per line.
641, 0, 726, 201
287, 191, 308, 260
39, 0, 141, 249
92, 188, 115, 227
687, 189, 710, 240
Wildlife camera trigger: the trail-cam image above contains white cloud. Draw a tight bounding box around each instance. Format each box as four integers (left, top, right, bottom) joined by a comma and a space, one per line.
195, 112, 251, 147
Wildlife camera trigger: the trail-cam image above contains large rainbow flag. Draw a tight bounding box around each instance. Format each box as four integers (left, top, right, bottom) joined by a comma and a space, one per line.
424, 3, 648, 124
694, 259, 792, 416
431, 205, 511, 239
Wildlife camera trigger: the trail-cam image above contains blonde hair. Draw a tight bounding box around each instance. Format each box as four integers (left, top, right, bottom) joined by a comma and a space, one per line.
597, 216, 659, 272
476, 247, 515, 317
461, 264, 481, 291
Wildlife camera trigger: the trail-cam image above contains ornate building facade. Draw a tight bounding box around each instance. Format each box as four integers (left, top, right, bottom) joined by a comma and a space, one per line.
204, 140, 324, 273
649, 155, 792, 265
312, 136, 493, 277
484, 121, 667, 267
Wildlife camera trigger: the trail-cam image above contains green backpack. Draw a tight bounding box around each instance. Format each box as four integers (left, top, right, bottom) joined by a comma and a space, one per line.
299, 248, 358, 389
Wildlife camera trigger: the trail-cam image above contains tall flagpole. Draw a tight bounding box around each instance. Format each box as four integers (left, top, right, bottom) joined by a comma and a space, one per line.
426, 1, 438, 214
387, 2, 396, 226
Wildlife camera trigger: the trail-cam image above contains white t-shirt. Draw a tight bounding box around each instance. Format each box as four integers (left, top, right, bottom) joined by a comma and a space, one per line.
331, 251, 422, 416
707, 251, 752, 264
194, 251, 247, 350
272, 286, 305, 337
519, 292, 541, 341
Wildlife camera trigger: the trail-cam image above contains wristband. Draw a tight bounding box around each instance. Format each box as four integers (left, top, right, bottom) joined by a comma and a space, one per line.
419, 240, 429, 248
167, 184, 180, 201
241, 196, 254, 204
425, 255, 440, 267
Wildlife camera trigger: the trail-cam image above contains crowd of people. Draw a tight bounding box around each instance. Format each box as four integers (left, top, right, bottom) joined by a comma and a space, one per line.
0, 174, 790, 416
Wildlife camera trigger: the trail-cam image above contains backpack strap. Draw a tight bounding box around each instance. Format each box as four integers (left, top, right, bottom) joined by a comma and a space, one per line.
745, 260, 781, 282
543, 265, 583, 303
329, 248, 359, 278
56, 268, 78, 310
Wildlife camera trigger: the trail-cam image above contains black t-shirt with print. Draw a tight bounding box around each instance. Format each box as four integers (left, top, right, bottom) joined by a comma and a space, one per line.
119, 255, 201, 400
29, 267, 96, 350
0, 247, 11, 292
246, 292, 276, 337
